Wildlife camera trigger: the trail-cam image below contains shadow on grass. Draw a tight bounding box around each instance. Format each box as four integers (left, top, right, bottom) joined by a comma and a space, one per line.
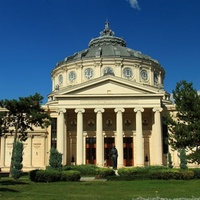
0, 180, 30, 186
0, 187, 19, 193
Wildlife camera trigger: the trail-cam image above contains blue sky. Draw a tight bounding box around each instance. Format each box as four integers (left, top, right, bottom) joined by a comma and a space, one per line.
0, 0, 200, 103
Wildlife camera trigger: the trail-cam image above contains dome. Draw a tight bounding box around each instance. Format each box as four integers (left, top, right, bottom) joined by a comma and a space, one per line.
56, 22, 159, 67
50, 22, 166, 96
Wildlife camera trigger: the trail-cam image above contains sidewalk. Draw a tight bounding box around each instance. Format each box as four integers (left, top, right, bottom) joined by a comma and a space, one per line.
80, 177, 106, 182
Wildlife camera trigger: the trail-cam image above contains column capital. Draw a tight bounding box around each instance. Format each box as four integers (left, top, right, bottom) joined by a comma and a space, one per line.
153, 107, 163, 112
75, 108, 85, 113
94, 108, 105, 113
134, 107, 144, 113
57, 108, 66, 114
114, 108, 125, 113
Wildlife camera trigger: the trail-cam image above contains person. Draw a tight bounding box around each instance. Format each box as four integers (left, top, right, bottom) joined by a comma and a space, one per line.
110, 146, 118, 170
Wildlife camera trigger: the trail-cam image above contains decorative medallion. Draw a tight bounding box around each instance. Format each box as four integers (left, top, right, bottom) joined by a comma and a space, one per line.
70, 119, 77, 127
140, 69, 148, 81
106, 119, 113, 126
154, 72, 158, 85
124, 119, 131, 126
58, 74, 63, 85
123, 67, 133, 79
84, 68, 93, 79
88, 119, 95, 127
69, 71, 76, 82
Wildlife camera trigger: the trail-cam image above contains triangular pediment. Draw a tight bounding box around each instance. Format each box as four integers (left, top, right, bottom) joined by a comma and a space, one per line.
55, 75, 161, 96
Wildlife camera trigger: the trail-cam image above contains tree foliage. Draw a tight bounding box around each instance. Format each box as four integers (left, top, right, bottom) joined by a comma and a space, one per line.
49, 148, 62, 170
167, 80, 200, 164
0, 93, 51, 176
11, 141, 23, 179
179, 148, 188, 170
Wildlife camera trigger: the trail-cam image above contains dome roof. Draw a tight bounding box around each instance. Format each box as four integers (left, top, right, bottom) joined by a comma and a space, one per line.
56, 22, 159, 67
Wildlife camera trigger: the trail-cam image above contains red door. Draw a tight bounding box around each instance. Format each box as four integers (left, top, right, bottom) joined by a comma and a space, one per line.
86, 138, 96, 165
123, 137, 133, 166
104, 138, 114, 167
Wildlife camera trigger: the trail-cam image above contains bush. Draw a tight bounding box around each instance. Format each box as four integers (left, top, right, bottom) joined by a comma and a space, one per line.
61, 170, 80, 181
11, 141, 23, 179
95, 168, 115, 179
29, 169, 40, 182
63, 164, 98, 176
29, 169, 61, 182
149, 169, 194, 180
49, 148, 62, 170
118, 166, 168, 179
191, 168, 200, 179
29, 169, 81, 182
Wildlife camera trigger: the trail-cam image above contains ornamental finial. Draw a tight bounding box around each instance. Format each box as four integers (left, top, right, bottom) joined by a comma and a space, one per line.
100, 21, 115, 37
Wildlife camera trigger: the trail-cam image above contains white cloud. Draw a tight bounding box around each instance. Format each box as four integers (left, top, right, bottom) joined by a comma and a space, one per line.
127, 0, 140, 10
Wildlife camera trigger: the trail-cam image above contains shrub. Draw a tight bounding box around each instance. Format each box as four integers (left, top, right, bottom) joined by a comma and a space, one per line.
61, 170, 80, 181
29, 169, 40, 182
95, 168, 115, 179
11, 141, 23, 179
63, 164, 98, 176
30, 169, 61, 182
168, 152, 173, 168
49, 148, 62, 170
179, 148, 188, 170
191, 168, 200, 179
179, 170, 194, 180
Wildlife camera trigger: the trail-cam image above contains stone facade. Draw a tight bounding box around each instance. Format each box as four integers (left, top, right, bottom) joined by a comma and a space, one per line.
0, 22, 198, 172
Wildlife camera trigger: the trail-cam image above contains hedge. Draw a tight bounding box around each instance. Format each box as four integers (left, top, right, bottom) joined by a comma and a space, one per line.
29, 169, 80, 182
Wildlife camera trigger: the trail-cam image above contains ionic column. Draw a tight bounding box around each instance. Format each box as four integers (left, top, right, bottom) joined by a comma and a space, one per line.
57, 108, 66, 162
134, 107, 144, 166
28, 135, 33, 167
0, 135, 6, 167
75, 108, 85, 165
152, 107, 163, 165
94, 108, 105, 167
114, 108, 125, 168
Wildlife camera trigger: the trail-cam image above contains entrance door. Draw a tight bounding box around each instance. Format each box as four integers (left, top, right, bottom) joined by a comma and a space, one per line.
123, 137, 133, 166
104, 138, 114, 167
86, 138, 96, 164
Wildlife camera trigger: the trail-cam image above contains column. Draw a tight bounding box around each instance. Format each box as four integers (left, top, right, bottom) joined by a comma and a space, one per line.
0, 135, 6, 167
152, 107, 163, 165
134, 107, 144, 166
57, 108, 66, 162
75, 108, 85, 165
28, 135, 33, 167
94, 108, 105, 167
114, 108, 125, 168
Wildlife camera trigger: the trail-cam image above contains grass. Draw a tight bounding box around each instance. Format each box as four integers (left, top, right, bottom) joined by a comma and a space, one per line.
0, 177, 200, 200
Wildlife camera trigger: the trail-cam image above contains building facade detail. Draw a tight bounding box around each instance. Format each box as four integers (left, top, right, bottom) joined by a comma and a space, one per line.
3, 22, 198, 172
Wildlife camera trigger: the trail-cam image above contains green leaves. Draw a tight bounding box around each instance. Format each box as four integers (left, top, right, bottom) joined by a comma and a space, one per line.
167, 80, 200, 164
0, 93, 51, 141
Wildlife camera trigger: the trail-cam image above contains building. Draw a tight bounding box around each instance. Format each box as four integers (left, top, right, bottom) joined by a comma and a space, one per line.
1, 22, 190, 172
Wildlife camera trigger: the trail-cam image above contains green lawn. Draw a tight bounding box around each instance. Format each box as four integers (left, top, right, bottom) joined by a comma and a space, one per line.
0, 178, 200, 200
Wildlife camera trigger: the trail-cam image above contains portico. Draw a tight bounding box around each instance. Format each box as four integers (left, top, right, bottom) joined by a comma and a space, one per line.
55, 103, 163, 167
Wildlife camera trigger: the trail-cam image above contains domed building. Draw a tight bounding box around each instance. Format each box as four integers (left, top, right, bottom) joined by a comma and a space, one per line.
1, 22, 179, 172
47, 22, 171, 168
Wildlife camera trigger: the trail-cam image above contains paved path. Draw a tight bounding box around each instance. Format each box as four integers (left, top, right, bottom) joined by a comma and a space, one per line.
80, 177, 106, 182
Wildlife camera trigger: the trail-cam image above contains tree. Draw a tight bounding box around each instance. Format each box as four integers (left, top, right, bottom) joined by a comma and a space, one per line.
179, 148, 188, 170
0, 93, 51, 177
11, 141, 23, 179
167, 80, 200, 164
167, 152, 173, 169
49, 148, 62, 170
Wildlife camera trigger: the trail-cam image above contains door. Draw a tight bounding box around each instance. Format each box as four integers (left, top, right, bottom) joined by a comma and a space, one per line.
104, 138, 115, 167
123, 137, 133, 166
86, 138, 96, 164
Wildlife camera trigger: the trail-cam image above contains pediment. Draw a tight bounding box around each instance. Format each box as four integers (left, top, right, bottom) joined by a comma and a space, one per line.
56, 76, 160, 96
